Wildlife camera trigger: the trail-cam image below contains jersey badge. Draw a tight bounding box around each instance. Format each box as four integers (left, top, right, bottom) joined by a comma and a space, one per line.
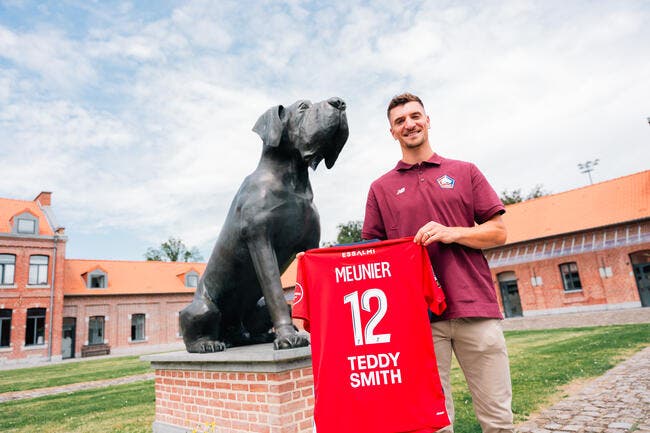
293, 282, 304, 305
436, 175, 455, 189
396, 187, 406, 195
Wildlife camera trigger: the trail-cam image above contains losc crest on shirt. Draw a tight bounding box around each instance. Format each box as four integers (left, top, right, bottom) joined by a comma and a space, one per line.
293, 237, 450, 433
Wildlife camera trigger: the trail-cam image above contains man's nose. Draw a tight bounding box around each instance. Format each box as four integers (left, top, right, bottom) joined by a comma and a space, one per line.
404, 117, 416, 128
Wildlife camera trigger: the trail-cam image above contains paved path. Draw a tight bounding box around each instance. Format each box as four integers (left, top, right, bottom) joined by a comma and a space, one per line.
516, 346, 650, 433
502, 307, 650, 331
0, 372, 154, 403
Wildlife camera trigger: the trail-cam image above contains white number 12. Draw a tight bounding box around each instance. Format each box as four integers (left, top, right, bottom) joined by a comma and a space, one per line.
343, 289, 391, 346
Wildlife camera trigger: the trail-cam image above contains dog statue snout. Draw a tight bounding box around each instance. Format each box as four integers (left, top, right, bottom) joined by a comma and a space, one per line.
327, 97, 346, 111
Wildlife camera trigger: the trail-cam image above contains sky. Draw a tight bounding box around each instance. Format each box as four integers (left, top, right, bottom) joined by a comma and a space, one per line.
1, 0, 649, 261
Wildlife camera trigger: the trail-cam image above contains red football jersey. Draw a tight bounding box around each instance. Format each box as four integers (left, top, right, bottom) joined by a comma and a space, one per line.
293, 237, 450, 433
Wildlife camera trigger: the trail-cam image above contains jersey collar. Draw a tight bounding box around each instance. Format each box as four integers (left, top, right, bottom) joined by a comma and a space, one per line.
395, 153, 443, 171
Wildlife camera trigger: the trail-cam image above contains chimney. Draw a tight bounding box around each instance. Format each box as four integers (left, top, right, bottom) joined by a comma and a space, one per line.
34, 191, 52, 207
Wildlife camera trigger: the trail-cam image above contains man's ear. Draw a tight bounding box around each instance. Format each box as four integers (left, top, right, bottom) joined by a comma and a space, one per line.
252, 105, 285, 147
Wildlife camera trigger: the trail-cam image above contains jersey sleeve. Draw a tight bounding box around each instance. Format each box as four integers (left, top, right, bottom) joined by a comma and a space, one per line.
362, 186, 387, 240
470, 163, 506, 224
420, 245, 447, 316
291, 256, 311, 332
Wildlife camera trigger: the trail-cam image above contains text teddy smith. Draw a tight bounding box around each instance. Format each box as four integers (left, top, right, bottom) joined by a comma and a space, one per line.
335, 260, 402, 389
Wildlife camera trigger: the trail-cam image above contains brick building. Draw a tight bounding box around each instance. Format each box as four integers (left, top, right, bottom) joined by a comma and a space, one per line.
0, 192, 67, 364
62, 259, 205, 358
0, 192, 207, 365
486, 170, 650, 317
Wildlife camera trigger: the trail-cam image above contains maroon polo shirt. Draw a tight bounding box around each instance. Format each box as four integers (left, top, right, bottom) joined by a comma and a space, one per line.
362, 153, 505, 320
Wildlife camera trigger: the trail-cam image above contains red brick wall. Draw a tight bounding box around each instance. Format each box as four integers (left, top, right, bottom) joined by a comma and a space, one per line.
487, 221, 650, 315
154, 366, 314, 433
0, 235, 66, 363
63, 293, 191, 357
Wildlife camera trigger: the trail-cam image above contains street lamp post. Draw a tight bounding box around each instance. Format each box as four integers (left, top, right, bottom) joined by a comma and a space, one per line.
578, 159, 599, 185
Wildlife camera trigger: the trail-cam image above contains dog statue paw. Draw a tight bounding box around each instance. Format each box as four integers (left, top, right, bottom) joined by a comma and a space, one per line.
272, 324, 309, 350
185, 339, 227, 353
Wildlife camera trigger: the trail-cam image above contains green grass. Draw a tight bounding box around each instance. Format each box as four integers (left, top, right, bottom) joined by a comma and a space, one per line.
0, 380, 154, 433
0, 324, 648, 433
452, 323, 650, 433
0, 355, 152, 393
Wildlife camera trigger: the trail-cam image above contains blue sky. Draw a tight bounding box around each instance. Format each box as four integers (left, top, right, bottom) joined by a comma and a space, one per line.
1, 0, 649, 261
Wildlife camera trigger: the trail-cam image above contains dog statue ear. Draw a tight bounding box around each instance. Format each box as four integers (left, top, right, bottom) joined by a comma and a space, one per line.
252, 105, 285, 147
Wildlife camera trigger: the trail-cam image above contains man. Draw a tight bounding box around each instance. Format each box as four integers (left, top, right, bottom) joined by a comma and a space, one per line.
362, 93, 514, 433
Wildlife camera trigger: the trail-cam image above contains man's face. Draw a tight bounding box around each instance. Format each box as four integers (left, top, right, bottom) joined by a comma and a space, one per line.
388, 101, 430, 150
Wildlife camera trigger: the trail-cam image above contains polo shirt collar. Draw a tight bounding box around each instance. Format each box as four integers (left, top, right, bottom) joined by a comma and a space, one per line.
395, 153, 443, 171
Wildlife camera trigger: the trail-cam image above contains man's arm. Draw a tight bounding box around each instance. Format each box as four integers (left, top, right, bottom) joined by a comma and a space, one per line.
414, 214, 507, 250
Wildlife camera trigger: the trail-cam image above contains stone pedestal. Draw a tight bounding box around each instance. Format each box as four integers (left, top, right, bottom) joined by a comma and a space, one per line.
143, 344, 314, 433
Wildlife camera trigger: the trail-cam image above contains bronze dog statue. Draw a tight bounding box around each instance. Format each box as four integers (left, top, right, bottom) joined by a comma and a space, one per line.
180, 97, 349, 352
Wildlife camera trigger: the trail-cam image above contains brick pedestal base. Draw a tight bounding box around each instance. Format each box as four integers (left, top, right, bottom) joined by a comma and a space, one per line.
143, 344, 314, 433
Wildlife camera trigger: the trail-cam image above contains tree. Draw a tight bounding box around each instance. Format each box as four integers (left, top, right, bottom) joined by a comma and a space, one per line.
145, 237, 204, 262
500, 188, 524, 205
336, 220, 363, 245
500, 184, 548, 205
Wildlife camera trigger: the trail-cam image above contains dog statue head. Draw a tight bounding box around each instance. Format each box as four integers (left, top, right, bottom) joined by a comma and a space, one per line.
253, 97, 349, 169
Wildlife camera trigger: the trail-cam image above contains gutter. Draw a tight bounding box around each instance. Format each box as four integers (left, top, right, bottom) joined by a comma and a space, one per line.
48, 235, 58, 361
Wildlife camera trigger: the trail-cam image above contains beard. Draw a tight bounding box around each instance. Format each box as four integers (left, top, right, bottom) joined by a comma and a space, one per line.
401, 130, 427, 149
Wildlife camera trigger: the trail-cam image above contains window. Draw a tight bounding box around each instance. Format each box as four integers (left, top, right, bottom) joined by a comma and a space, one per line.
88, 316, 105, 345
25, 308, 46, 346
87, 270, 107, 289
185, 272, 199, 288
131, 314, 145, 341
28, 255, 49, 285
560, 262, 582, 291
17, 218, 36, 234
0, 255, 15, 285
0, 309, 11, 347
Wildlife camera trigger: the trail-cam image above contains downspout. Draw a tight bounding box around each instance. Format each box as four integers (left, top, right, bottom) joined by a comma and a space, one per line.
48, 236, 58, 361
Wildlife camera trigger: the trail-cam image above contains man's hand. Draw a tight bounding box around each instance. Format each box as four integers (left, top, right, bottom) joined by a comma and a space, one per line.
414, 221, 460, 245
414, 214, 507, 250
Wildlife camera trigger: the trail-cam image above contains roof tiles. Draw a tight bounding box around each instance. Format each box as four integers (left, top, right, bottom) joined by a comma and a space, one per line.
0, 197, 54, 236
64, 259, 206, 295
502, 170, 649, 245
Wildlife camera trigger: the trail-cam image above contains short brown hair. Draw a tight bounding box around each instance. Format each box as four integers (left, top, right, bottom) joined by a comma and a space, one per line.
387, 93, 425, 119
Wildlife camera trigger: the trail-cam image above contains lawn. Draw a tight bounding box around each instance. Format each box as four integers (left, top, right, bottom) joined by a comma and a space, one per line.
0, 380, 154, 433
0, 323, 648, 433
0, 355, 152, 393
453, 323, 650, 433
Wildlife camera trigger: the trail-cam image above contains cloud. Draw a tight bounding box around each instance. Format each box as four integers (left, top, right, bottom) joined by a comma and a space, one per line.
0, 24, 96, 91
1, 0, 649, 259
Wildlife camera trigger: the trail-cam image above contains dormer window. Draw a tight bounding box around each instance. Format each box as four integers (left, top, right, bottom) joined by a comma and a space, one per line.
12, 212, 39, 235
18, 218, 36, 233
185, 272, 199, 288
87, 270, 108, 289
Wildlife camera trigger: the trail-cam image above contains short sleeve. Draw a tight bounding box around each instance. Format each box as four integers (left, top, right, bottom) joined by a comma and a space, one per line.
470, 163, 505, 224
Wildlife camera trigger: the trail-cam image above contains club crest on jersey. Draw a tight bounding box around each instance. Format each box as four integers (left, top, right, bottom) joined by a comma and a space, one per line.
436, 175, 455, 189
293, 282, 304, 305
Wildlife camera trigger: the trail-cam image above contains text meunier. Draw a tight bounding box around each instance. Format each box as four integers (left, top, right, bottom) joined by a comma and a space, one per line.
335, 262, 392, 283
348, 352, 402, 388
